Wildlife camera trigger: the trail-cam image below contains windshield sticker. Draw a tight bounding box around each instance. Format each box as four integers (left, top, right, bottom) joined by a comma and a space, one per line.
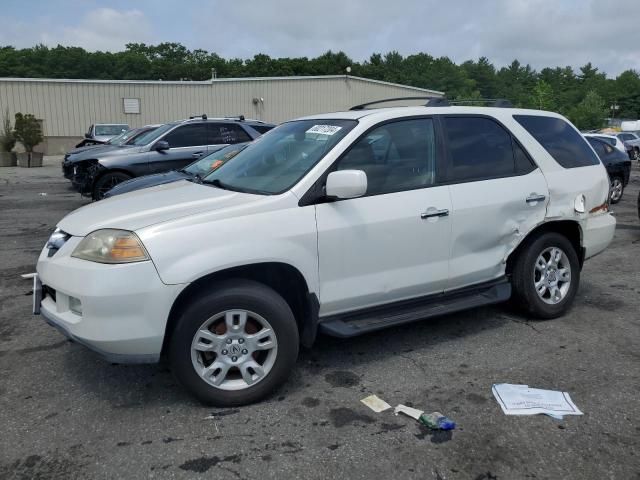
306, 125, 343, 136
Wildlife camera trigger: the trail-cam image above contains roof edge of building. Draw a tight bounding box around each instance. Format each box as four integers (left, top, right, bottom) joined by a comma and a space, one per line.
0, 75, 444, 95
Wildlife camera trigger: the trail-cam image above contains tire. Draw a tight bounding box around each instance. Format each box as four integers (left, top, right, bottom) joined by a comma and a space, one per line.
609, 176, 624, 204
633, 148, 640, 161
93, 172, 132, 200
168, 279, 299, 406
511, 232, 580, 320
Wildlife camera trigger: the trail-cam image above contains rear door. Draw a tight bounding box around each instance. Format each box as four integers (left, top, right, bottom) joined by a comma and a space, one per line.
441, 115, 549, 290
147, 123, 211, 173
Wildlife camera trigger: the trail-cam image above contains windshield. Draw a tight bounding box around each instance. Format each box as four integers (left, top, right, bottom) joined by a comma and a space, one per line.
130, 123, 175, 146
106, 127, 147, 146
95, 125, 128, 136
187, 143, 249, 177
204, 119, 357, 194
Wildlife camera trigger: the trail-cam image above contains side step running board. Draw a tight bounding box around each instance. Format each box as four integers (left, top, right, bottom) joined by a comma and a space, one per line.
319, 280, 511, 338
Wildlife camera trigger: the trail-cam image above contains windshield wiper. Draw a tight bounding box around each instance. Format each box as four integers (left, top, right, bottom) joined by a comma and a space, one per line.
203, 178, 238, 191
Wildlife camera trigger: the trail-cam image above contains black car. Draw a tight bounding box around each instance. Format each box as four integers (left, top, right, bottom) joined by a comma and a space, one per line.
104, 143, 249, 198
62, 125, 160, 180
586, 136, 631, 203
68, 115, 275, 200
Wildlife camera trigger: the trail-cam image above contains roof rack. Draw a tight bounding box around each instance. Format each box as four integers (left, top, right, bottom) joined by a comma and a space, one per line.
349, 96, 513, 111
188, 114, 208, 120
350, 96, 441, 111
443, 98, 513, 108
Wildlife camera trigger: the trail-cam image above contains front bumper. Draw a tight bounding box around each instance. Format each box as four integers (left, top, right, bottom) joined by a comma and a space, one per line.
35, 237, 185, 363
583, 213, 616, 260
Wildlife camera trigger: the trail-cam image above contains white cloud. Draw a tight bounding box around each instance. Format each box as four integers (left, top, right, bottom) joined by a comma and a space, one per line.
0, 8, 153, 52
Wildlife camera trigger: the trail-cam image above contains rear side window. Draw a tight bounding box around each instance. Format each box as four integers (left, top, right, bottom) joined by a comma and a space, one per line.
251, 125, 274, 134
514, 115, 600, 168
444, 116, 519, 182
211, 124, 252, 144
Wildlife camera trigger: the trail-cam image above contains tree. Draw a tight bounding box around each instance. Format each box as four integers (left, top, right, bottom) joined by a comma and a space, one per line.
568, 90, 607, 130
13, 113, 43, 152
531, 80, 555, 110
0, 109, 15, 152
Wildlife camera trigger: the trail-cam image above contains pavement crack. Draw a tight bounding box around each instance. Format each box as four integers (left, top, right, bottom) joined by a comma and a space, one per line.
398, 353, 428, 375
502, 315, 542, 333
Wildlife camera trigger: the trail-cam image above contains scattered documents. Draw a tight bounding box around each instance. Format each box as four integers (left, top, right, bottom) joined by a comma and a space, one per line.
492, 384, 583, 419
360, 394, 392, 413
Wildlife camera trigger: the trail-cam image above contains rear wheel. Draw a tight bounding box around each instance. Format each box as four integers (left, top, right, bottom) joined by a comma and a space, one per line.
632, 148, 640, 161
609, 176, 624, 204
93, 172, 131, 200
511, 232, 580, 319
169, 280, 299, 406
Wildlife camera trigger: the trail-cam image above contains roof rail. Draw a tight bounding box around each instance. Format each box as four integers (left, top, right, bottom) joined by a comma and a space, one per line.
350, 96, 442, 111
446, 98, 513, 108
425, 98, 450, 107
188, 114, 208, 120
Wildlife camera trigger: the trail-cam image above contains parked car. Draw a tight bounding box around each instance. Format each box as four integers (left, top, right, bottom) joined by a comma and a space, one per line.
63, 125, 161, 180
104, 143, 249, 198
615, 131, 640, 160
34, 104, 615, 406
76, 123, 129, 147
585, 136, 631, 203
584, 133, 626, 154
68, 116, 274, 200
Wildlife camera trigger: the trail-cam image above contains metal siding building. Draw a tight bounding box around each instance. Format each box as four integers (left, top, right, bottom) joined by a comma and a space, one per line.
0, 75, 442, 154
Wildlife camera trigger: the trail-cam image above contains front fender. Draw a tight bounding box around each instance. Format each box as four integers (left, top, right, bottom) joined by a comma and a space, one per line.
137, 201, 320, 296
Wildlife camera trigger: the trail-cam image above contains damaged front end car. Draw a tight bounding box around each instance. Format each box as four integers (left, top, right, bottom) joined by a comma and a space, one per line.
71, 159, 105, 197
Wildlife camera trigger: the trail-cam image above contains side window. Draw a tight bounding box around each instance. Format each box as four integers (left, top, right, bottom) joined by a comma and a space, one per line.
251, 125, 274, 135
163, 124, 210, 148
444, 116, 515, 182
514, 115, 600, 168
336, 118, 436, 196
211, 124, 252, 144
586, 138, 606, 158
513, 140, 536, 174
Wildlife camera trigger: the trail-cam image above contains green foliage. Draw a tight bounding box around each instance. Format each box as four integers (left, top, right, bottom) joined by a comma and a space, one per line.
568, 90, 607, 130
531, 80, 556, 111
0, 43, 638, 123
0, 108, 15, 152
13, 113, 43, 152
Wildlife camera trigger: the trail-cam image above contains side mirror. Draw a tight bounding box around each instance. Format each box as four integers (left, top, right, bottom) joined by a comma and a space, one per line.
84, 133, 91, 139
326, 170, 367, 199
154, 140, 170, 152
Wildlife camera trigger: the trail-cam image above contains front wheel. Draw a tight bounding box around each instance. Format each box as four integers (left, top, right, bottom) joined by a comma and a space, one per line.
511, 232, 580, 319
93, 172, 132, 200
169, 280, 299, 406
609, 176, 624, 204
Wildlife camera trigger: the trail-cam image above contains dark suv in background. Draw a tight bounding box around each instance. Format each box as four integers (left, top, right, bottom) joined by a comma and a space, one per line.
67, 116, 275, 199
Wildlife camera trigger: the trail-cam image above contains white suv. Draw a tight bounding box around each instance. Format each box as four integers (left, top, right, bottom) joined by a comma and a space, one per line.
34, 104, 615, 406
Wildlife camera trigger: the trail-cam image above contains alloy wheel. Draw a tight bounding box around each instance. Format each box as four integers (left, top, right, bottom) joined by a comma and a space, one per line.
190, 309, 278, 391
533, 247, 571, 305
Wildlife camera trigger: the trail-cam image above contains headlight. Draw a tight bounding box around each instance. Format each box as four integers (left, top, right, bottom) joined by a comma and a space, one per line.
71, 229, 149, 264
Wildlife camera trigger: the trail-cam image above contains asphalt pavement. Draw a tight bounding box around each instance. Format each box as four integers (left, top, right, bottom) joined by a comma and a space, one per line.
1, 157, 639, 479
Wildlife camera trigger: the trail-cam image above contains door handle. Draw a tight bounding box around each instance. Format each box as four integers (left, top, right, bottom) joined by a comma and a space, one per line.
421, 208, 449, 219
526, 194, 546, 204
192, 151, 204, 157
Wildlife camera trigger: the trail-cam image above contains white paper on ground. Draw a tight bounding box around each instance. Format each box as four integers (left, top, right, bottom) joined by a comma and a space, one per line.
360, 395, 392, 413
394, 404, 424, 420
492, 383, 583, 418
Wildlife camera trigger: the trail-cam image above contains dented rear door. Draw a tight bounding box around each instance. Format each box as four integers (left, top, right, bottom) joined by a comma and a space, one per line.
446, 170, 548, 290
439, 115, 549, 291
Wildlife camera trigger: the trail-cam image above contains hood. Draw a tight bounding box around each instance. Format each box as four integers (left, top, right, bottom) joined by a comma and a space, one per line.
67, 143, 116, 156
58, 180, 266, 236
66, 145, 144, 163
94, 135, 116, 142
105, 170, 190, 197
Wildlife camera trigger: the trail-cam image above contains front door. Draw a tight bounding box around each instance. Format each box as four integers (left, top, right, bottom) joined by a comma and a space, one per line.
315, 118, 452, 317
148, 123, 211, 173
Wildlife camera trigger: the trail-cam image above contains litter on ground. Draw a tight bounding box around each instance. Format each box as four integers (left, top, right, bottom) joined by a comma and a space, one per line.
360, 395, 392, 413
492, 383, 583, 419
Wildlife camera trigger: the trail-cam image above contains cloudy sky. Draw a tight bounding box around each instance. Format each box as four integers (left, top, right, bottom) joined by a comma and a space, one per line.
1, 0, 639, 77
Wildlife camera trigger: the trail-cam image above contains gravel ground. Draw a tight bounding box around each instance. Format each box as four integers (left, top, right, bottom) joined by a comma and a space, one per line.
1, 157, 639, 480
